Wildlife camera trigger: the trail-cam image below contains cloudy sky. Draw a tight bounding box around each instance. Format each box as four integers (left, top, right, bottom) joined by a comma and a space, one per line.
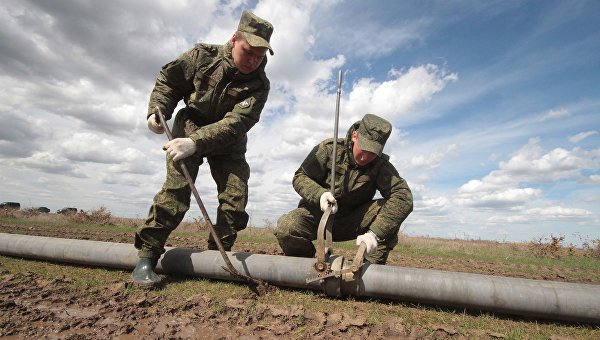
1, 0, 599, 245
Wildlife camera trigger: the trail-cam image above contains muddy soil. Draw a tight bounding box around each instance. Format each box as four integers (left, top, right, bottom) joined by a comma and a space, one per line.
2, 271, 449, 339
0, 222, 597, 339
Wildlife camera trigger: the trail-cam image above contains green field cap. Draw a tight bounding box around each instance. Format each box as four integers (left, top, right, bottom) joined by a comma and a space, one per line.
238, 10, 274, 55
357, 114, 392, 156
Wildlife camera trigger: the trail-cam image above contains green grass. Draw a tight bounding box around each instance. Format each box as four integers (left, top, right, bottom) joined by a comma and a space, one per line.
235, 228, 278, 244
0, 254, 129, 290
0, 216, 137, 233
396, 236, 600, 269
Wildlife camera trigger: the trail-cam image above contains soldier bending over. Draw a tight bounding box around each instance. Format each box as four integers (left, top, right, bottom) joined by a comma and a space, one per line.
133, 10, 274, 286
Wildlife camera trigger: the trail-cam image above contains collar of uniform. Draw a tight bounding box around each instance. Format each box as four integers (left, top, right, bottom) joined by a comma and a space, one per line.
221, 41, 237, 79
346, 123, 359, 168
347, 139, 358, 168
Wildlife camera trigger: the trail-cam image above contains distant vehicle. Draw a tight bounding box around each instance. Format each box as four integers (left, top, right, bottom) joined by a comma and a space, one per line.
0, 202, 20, 210
36, 207, 51, 213
57, 207, 77, 214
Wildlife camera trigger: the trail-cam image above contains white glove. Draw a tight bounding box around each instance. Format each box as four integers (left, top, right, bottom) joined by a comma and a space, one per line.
147, 114, 164, 134
356, 230, 379, 255
319, 192, 338, 214
163, 138, 197, 162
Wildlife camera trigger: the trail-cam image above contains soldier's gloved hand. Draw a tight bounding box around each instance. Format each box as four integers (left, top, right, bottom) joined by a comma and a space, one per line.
163, 138, 196, 161
319, 192, 338, 214
356, 230, 379, 255
147, 114, 164, 134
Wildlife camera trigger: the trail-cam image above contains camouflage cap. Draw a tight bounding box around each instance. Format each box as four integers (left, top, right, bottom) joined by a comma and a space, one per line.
356, 114, 392, 156
237, 10, 274, 55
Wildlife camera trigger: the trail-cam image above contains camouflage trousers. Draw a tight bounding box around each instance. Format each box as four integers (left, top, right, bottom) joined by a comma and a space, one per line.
135, 110, 250, 259
274, 199, 399, 265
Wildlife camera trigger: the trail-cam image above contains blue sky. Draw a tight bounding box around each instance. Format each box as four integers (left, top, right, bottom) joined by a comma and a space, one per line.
1, 0, 599, 245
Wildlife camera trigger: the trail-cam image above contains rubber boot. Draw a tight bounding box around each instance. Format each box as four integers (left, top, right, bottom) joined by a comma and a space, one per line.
132, 257, 161, 287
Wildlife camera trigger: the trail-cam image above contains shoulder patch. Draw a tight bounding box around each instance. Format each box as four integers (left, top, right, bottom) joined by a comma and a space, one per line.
237, 99, 250, 109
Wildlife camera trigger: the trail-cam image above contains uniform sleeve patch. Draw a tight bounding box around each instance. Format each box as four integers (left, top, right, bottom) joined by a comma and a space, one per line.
237, 99, 250, 109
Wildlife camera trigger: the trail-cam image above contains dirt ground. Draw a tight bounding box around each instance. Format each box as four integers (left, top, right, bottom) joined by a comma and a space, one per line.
2, 269, 482, 340
0, 222, 598, 339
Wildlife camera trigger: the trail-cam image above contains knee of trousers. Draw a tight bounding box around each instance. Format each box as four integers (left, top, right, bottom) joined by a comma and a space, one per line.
274, 214, 316, 257
149, 201, 189, 229
215, 186, 249, 229
274, 213, 295, 242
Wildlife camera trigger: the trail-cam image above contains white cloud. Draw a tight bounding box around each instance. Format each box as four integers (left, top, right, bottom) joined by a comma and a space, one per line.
405, 144, 457, 171
57, 132, 157, 176
525, 206, 592, 218
498, 138, 599, 182
569, 130, 598, 143
540, 107, 571, 121
488, 206, 592, 224
61, 133, 123, 164
487, 214, 529, 223
456, 187, 542, 208
0, 109, 53, 158
456, 138, 600, 206
417, 196, 451, 213
346, 64, 458, 122
107, 148, 155, 175
15, 152, 86, 178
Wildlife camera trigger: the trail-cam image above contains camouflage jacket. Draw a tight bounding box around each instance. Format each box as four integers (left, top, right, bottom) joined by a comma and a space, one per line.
293, 121, 413, 239
148, 41, 270, 155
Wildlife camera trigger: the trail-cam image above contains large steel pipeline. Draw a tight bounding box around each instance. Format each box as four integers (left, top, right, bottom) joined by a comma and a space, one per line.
1, 233, 599, 324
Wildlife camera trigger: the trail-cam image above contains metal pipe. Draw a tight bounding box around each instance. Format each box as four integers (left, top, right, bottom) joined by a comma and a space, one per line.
358, 263, 600, 324
1, 233, 599, 324
0, 233, 322, 290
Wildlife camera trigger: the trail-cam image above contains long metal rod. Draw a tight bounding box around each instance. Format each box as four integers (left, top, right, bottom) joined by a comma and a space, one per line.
155, 107, 266, 291
329, 69, 342, 194
1, 233, 599, 324
326, 70, 343, 251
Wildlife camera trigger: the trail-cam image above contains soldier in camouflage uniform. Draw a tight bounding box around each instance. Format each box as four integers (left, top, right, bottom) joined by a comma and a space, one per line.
133, 11, 274, 286
274, 114, 413, 264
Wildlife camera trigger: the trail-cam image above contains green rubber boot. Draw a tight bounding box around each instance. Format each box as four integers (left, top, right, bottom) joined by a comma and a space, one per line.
132, 257, 161, 287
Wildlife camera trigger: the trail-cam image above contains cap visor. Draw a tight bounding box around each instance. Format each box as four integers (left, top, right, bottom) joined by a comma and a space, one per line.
357, 133, 383, 156
246, 34, 274, 55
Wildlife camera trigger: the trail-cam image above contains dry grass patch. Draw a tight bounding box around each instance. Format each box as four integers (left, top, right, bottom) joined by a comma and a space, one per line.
529, 234, 600, 259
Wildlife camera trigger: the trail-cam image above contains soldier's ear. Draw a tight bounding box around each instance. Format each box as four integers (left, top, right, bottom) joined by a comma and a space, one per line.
351, 130, 358, 142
